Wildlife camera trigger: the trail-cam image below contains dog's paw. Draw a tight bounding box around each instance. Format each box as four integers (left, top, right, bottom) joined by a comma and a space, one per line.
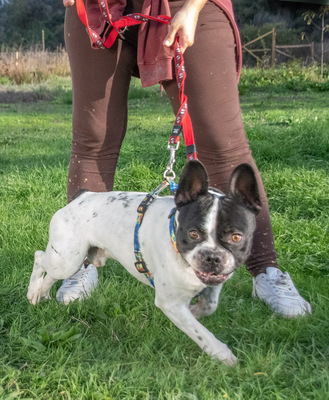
212, 348, 238, 366
27, 291, 40, 306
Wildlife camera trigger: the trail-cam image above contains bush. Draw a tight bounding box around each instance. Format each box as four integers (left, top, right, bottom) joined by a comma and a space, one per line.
239, 61, 329, 94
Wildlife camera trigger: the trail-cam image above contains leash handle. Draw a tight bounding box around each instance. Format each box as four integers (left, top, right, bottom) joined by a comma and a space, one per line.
76, 0, 171, 49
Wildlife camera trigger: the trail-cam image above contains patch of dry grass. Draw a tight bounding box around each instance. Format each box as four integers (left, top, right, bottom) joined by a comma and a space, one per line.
0, 47, 70, 84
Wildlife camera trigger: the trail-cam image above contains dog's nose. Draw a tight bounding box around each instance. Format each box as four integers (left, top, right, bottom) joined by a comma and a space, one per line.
205, 254, 221, 265
202, 251, 223, 272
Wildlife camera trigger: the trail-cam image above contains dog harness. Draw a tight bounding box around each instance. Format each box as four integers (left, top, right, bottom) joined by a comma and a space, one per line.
134, 180, 178, 287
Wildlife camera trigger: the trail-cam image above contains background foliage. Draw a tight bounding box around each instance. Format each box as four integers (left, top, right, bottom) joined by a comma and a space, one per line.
0, 0, 328, 50
0, 0, 65, 50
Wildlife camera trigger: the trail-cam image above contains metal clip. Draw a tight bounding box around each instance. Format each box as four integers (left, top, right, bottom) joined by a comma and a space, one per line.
116, 26, 128, 34
164, 141, 180, 181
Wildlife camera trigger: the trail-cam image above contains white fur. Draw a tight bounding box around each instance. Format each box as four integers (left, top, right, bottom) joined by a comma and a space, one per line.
27, 191, 237, 365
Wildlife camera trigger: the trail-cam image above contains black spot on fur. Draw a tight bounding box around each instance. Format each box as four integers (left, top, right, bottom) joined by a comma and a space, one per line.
92, 212, 98, 218
118, 193, 131, 208
106, 196, 117, 205
51, 246, 59, 254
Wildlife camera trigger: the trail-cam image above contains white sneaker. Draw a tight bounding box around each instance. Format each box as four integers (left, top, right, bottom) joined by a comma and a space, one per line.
252, 267, 312, 318
56, 263, 98, 305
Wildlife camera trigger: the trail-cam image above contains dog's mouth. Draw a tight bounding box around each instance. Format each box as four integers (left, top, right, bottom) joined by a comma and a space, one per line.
195, 270, 230, 286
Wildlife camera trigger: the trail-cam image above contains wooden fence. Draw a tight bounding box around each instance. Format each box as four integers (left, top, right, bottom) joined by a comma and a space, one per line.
242, 28, 315, 67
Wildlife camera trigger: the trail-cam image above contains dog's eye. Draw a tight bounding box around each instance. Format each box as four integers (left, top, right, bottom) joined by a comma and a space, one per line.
189, 230, 200, 240
231, 234, 242, 242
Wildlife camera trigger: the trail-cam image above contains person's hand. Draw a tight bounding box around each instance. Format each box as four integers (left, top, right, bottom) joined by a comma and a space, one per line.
63, 0, 75, 7
163, 0, 207, 53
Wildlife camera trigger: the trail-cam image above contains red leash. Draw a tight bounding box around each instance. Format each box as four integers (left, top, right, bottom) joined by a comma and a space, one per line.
169, 37, 197, 161
76, 0, 171, 49
75, 0, 197, 168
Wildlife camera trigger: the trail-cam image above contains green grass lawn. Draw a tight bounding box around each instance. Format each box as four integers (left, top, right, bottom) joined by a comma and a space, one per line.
0, 71, 329, 399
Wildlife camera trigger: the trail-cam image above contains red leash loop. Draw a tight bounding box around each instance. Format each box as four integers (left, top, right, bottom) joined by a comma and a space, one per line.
75, 0, 198, 170
76, 0, 171, 49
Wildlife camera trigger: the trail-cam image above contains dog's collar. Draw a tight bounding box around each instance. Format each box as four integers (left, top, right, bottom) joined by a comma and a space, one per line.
169, 208, 179, 254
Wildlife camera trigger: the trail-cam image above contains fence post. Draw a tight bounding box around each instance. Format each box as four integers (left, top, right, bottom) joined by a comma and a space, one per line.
311, 42, 315, 61
271, 28, 276, 67
42, 30, 45, 52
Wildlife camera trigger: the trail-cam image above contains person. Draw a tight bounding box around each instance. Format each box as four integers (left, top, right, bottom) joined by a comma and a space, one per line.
57, 0, 311, 318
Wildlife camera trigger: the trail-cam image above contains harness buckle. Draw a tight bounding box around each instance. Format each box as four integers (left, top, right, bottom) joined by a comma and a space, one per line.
135, 260, 149, 273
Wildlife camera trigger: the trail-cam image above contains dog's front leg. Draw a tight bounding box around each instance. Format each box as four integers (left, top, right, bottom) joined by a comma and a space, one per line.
155, 294, 237, 365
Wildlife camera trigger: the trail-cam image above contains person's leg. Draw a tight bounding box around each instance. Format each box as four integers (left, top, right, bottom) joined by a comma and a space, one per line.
65, 4, 138, 202
57, 4, 139, 303
164, 0, 311, 317
165, 0, 276, 275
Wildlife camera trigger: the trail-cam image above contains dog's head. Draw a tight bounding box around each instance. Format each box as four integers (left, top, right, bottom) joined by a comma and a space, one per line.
174, 160, 261, 286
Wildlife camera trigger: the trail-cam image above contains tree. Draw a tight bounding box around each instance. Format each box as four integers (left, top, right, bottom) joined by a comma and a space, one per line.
303, 6, 329, 78
0, 0, 65, 50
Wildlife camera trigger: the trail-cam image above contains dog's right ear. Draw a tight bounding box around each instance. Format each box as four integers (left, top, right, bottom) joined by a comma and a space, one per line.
175, 160, 209, 209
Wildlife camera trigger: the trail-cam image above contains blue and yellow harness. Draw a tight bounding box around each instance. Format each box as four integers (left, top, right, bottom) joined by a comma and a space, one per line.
134, 180, 178, 288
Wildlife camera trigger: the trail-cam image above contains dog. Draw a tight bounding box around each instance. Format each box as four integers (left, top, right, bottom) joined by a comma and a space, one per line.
27, 160, 261, 365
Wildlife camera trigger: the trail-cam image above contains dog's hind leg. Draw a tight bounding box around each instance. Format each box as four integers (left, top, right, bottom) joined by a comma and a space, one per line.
190, 285, 223, 319
27, 251, 46, 305
27, 250, 57, 305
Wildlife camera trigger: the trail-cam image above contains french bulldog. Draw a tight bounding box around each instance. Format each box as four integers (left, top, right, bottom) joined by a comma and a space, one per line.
27, 160, 261, 365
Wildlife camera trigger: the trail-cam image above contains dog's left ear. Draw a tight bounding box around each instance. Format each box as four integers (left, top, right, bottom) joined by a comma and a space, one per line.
227, 164, 261, 214
175, 160, 209, 209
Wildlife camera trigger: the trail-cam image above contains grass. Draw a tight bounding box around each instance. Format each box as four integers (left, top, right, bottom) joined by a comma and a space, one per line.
0, 69, 329, 399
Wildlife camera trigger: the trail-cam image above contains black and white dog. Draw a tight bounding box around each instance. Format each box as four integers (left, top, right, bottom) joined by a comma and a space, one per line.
27, 160, 261, 365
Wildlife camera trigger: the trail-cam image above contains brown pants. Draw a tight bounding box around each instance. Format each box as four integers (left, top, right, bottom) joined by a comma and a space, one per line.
64, 0, 278, 275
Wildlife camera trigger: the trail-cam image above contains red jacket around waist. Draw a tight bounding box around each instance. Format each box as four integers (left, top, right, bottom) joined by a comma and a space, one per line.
84, 0, 242, 87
